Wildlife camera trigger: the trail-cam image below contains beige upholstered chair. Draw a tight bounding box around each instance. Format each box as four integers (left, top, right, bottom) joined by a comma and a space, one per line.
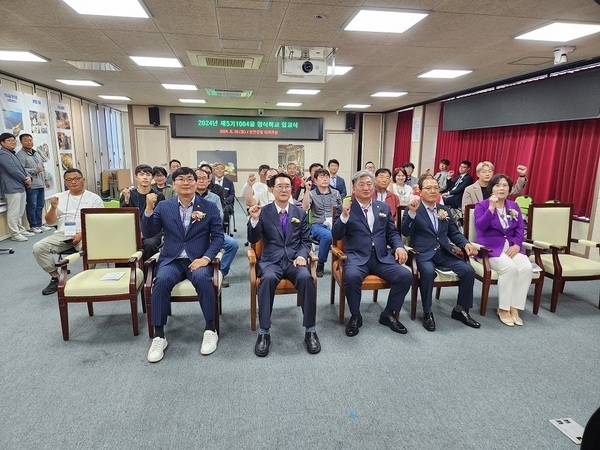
247, 238, 318, 331
144, 252, 223, 338
56, 208, 144, 340
527, 203, 600, 312
463, 204, 545, 315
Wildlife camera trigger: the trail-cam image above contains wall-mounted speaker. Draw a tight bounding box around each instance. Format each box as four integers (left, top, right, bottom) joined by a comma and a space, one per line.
148, 106, 160, 126
345, 112, 356, 131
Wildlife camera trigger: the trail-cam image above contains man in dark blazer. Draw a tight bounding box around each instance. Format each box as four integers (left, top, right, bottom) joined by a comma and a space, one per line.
247, 172, 320, 357
332, 170, 412, 337
213, 162, 236, 231
401, 176, 480, 332
442, 160, 473, 208
142, 167, 224, 363
328, 158, 347, 198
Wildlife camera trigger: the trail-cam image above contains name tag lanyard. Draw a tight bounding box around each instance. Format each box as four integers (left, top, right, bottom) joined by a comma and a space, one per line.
64, 193, 84, 236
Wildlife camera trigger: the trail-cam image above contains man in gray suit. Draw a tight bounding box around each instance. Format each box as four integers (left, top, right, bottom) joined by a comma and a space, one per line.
247, 172, 320, 357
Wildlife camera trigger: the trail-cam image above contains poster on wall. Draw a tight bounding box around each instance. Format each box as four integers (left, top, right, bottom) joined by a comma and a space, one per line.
23, 94, 58, 198
52, 102, 74, 181
278, 144, 305, 177
196, 150, 238, 182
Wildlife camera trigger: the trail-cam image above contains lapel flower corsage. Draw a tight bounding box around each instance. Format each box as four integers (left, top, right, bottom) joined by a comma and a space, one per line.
378, 212, 387, 218
437, 209, 449, 221
508, 208, 519, 221
191, 211, 206, 223
290, 217, 300, 224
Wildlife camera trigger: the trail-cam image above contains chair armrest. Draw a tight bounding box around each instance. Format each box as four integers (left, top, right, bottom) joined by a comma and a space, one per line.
308, 251, 318, 280
573, 239, 600, 248
331, 245, 347, 261
247, 249, 257, 284
469, 242, 492, 254
247, 249, 257, 265
129, 250, 142, 261
56, 251, 82, 267
144, 252, 160, 268
530, 239, 554, 250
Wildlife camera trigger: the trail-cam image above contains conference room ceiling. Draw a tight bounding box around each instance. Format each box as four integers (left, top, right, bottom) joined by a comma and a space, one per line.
1, 0, 600, 113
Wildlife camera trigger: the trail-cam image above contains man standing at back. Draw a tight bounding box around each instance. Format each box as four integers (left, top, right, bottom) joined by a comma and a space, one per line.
328, 158, 347, 198
212, 162, 235, 232
17, 133, 52, 234
442, 160, 473, 208
248, 173, 320, 357
0, 133, 33, 241
143, 167, 224, 362
401, 176, 480, 331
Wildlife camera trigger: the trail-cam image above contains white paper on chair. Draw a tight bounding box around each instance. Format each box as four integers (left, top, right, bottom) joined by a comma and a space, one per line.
435, 267, 457, 276
549, 418, 584, 444
100, 272, 126, 281
531, 262, 543, 272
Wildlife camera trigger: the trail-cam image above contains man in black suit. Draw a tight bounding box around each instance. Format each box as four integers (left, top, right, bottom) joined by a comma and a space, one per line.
247, 173, 320, 357
401, 175, 480, 331
332, 170, 412, 337
327, 158, 347, 198
442, 160, 473, 208
212, 162, 235, 231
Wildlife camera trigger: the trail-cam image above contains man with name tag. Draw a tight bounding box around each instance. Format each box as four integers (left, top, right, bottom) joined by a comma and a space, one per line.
33, 168, 104, 295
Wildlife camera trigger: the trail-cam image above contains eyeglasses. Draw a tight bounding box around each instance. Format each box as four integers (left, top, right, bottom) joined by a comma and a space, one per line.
196, 177, 209, 181
422, 186, 440, 191
274, 184, 292, 190
174, 177, 196, 184
64, 176, 83, 183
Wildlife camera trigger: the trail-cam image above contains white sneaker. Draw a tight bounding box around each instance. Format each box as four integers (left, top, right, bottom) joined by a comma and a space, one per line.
11, 234, 28, 242
147, 337, 168, 363
200, 330, 218, 355
31, 227, 43, 234
21, 230, 35, 236
40, 225, 53, 232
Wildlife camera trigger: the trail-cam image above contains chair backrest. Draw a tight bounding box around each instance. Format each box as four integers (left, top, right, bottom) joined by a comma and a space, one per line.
463, 204, 476, 242
81, 207, 141, 263
515, 195, 533, 216
527, 203, 573, 248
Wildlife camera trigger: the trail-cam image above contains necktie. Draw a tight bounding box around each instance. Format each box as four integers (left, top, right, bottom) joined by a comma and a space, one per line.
428, 207, 438, 232
279, 210, 288, 238
331, 177, 336, 188
362, 207, 369, 218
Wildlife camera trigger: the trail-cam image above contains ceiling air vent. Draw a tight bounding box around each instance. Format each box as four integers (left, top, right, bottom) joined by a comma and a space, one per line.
187, 51, 263, 69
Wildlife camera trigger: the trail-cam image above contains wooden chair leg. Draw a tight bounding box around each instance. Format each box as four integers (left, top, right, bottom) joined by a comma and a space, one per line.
330, 276, 336, 305
130, 297, 139, 336
59, 300, 69, 341
373, 290, 378, 303
479, 282, 491, 316
435, 286, 441, 300
532, 281, 542, 315
411, 282, 418, 320
87, 302, 94, 316
338, 285, 345, 324
550, 279, 561, 313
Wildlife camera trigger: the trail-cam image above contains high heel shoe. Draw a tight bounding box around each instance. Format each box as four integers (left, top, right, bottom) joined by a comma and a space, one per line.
497, 309, 514, 327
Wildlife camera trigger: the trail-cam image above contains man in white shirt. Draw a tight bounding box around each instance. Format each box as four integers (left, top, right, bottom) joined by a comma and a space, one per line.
33, 168, 104, 295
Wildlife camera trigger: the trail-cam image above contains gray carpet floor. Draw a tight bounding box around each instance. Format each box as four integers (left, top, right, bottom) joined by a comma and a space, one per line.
1, 202, 599, 449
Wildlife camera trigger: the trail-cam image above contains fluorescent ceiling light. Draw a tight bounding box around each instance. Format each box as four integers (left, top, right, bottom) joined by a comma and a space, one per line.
286, 89, 320, 95
418, 69, 472, 79
62, 0, 149, 18
64, 60, 121, 71
130, 56, 182, 68
345, 9, 428, 33
515, 22, 600, 42
328, 65, 353, 75
0, 51, 47, 62
343, 104, 370, 109
276, 102, 302, 107
179, 98, 206, 103
99, 95, 131, 100
372, 91, 407, 97
57, 79, 101, 86
162, 83, 197, 90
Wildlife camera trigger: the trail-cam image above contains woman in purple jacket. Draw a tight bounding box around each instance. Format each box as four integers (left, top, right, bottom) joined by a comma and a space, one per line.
474, 174, 532, 327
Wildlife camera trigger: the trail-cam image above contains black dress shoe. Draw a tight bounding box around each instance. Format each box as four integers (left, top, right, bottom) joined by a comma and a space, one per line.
254, 334, 271, 357
451, 309, 481, 328
378, 313, 408, 334
422, 311, 436, 331
345, 315, 363, 337
316, 262, 324, 278
304, 331, 321, 354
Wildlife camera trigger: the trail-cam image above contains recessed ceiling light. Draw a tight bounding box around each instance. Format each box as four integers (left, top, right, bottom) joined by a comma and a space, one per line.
343, 104, 370, 109
99, 95, 131, 100
62, 0, 149, 18
276, 102, 302, 107
328, 65, 353, 75
179, 98, 206, 103
56, 79, 102, 86
162, 83, 197, 90
418, 69, 472, 79
64, 60, 121, 71
130, 56, 182, 68
286, 89, 320, 95
344, 9, 428, 33
372, 91, 407, 97
514, 22, 600, 42
0, 51, 48, 62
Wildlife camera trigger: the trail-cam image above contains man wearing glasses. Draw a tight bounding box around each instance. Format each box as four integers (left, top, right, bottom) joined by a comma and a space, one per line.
248, 173, 320, 357
401, 176, 479, 332
33, 168, 104, 295
0, 132, 33, 241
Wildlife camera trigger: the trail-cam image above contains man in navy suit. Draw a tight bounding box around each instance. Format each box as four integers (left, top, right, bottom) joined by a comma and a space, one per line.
328, 158, 347, 198
401, 176, 480, 332
142, 167, 224, 363
332, 170, 412, 337
442, 160, 473, 208
247, 173, 320, 357
213, 162, 236, 231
